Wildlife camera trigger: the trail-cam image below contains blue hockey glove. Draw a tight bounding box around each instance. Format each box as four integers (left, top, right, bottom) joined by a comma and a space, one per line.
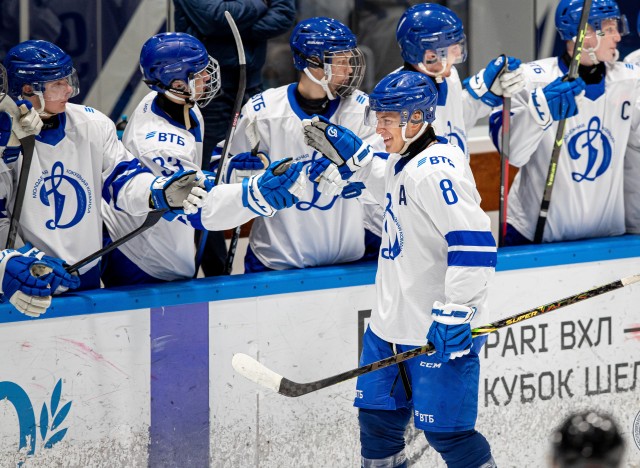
18, 244, 80, 294
243, 158, 306, 216
0, 111, 12, 147
0, 111, 21, 164
308, 157, 364, 198
528, 76, 586, 129
464, 55, 525, 107
224, 151, 269, 184
150, 170, 198, 212
426, 301, 476, 363
302, 115, 373, 175
0, 249, 53, 317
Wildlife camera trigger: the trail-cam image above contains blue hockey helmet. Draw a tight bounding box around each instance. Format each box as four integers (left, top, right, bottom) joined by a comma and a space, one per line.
365, 71, 437, 127
140, 32, 220, 108
396, 3, 467, 66
555, 0, 629, 40
3, 40, 79, 103
289, 17, 365, 99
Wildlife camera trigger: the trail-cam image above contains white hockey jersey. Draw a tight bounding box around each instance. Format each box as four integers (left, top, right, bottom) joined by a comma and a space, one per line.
225, 84, 386, 270
501, 57, 640, 242
2, 104, 155, 281
358, 140, 496, 346
102, 92, 205, 281
0, 158, 13, 246
624, 49, 640, 64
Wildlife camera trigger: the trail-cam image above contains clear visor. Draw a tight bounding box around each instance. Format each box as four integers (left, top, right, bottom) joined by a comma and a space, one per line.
323, 48, 366, 98
364, 109, 425, 128
189, 55, 221, 108
423, 38, 467, 67
30, 69, 80, 101
588, 16, 629, 38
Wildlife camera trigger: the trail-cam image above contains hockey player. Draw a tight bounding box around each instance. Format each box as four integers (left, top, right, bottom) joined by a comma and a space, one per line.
489, 0, 640, 245
221, 17, 386, 272
101, 32, 305, 285
303, 70, 497, 468
395, 3, 525, 159
2, 40, 203, 290
550, 410, 624, 467
0, 96, 79, 317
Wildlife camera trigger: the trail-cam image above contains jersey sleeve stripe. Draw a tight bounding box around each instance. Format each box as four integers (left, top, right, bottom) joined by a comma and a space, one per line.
447, 250, 497, 267
103, 159, 152, 208
445, 230, 496, 247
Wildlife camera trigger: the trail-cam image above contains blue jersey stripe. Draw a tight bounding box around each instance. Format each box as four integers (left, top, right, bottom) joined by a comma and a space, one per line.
445, 230, 496, 247
448, 250, 497, 267
102, 159, 151, 206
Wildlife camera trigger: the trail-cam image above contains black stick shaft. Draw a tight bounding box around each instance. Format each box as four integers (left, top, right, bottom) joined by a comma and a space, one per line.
194, 11, 246, 276
66, 209, 166, 273
534, 0, 592, 243
277, 273, 637, 397
498, 96, 511, 247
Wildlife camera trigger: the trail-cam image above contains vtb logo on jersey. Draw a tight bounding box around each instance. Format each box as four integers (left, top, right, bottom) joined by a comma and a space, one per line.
381, 193, 403, 260
567, 116, 612, 182
35, 161, 90, 230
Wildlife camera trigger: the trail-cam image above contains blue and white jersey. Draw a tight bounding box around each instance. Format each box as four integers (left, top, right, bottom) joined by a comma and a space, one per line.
102, 92, 205, 281
3, 103, 154, 280
492, 57, 640, 242
224, 84, 386, 270
357, 140, 496, 346
624, 49, 640, 64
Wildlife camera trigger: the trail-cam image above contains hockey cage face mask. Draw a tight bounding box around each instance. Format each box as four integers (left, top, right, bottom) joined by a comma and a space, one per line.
319, 48, 366, 99
189, 55, 221, 108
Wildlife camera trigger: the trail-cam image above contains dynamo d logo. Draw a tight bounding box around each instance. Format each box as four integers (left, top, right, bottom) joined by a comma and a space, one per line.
0, 379, 71, 460
327, 126, 338, 138
36, 161, 90, 230
567, 116, 612, 182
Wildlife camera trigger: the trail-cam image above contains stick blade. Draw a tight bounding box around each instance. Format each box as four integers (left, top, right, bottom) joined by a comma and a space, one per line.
232, 353, 283, 393
622, 274, 640, 286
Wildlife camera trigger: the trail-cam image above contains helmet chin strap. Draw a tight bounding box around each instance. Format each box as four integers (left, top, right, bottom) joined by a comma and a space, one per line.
417, 59, 447, 83
399, 121, 428, 154
303, 68, 337, 100
25, 93, 56, 118
583, 33, 618, 65
164, 90, 195, 130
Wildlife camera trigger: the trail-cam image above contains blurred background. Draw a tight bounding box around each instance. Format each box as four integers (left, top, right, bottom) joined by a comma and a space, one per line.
1, 0, 638, 123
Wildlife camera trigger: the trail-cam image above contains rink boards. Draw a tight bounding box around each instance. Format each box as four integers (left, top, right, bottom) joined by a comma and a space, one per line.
0, 235, 639, 467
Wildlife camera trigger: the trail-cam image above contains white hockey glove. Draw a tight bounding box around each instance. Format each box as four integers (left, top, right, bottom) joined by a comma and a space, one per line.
223, 151, 269, 184
426, 301, 476, 363
302, 115, 373, 177
182, 171, 216, 215
150, 170, 198, 212
243, 158, 306, 217
464, 55, 525, 106
307, 156, 349, 197
0, 249, 53, 317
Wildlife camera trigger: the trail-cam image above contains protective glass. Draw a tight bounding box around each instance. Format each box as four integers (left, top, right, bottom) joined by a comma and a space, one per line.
33, 69, 80, 101
591, 16, 629, 37
190, 55, 221, 108
364, 108, 425, 128
423, 38, 467, 67
324, 48, 366, 98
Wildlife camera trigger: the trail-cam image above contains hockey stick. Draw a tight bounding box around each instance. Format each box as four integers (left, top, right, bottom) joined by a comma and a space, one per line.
193, 10, 246, 276
232, 273, 640, 397
65, 209, 167, 273
0, 82, 37, 249
223, 118, 265, 274
498, 94, 511, 247
533, 0, 592, 243
0, 64, 7, 105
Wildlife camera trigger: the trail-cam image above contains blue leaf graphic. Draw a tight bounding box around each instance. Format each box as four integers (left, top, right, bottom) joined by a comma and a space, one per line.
39, 402, 49, 441
51, 379, 62, 415
44, 427, 68, 449
51, 401, 72, 432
